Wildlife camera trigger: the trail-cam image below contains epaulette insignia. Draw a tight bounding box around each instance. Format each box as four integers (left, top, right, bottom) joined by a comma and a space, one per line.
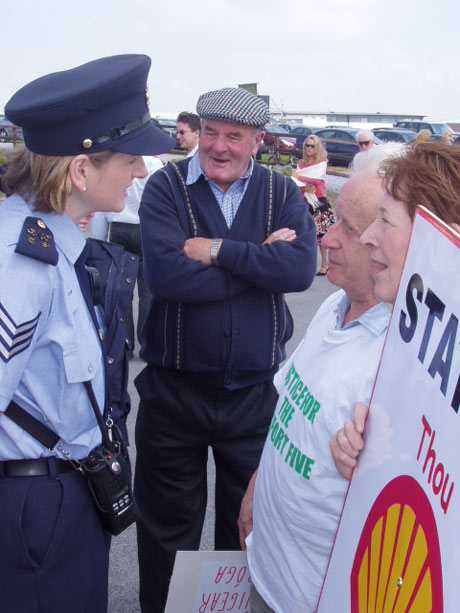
15, 217, 58, 265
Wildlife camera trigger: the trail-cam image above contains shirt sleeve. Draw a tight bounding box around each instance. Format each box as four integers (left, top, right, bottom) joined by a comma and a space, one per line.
217, 177, 317, 292
0, 251, 53, 411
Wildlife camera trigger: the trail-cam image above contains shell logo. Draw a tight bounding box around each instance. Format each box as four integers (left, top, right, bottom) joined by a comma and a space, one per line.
351, 476, 443, 612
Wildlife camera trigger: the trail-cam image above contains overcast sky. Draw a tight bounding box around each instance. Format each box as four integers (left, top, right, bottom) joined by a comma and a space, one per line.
3, 0, 460, 120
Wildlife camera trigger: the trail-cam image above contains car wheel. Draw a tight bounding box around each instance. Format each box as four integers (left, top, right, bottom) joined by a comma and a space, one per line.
0, 129, 8, 143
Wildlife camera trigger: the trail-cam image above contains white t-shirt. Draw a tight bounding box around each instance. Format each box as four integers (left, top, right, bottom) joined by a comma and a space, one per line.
247, 290, 391, 613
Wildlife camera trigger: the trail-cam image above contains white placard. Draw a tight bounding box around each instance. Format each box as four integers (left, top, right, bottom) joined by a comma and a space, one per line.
165, 550, 250, 613
318, 207, 460, 612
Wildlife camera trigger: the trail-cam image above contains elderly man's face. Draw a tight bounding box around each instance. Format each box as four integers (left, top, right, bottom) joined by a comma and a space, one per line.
199, 120, 263, 191
322, 175, 384, 303
357, 132, 375, 152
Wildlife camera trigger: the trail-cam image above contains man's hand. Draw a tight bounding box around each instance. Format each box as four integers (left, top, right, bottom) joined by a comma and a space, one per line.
183, 238, 213, 265
330, 403, 369, 480
238, 471, 258, 550
263, 228, 297, 245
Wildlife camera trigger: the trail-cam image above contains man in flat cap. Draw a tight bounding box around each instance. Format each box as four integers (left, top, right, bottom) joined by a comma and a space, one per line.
135, 87, 317, 612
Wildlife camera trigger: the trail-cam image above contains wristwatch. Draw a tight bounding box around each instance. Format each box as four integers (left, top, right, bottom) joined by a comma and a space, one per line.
210, 239, 223, 265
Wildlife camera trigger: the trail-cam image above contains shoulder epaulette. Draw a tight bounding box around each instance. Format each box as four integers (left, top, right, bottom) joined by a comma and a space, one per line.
15, 216, 58, 266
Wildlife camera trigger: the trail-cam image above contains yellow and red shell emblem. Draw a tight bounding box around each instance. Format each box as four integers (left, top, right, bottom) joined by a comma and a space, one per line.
351, 475, 443, 612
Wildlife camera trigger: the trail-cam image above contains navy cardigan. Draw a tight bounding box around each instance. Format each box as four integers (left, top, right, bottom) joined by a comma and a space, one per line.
139, 158, 317, 389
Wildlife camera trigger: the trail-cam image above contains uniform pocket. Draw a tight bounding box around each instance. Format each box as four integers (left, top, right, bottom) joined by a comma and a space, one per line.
63, 344, 101, 384
20, 477, 64, 568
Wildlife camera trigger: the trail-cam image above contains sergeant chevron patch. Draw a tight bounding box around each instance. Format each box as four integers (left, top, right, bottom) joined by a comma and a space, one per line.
0, 303, 41, 363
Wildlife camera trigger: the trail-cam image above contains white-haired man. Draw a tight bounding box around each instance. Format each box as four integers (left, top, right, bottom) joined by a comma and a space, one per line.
238, 161, 399, 611
351, 128, 377, 171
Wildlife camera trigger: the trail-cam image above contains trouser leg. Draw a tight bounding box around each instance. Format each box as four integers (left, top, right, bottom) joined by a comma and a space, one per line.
134, 367, 210, 613
0, 469, 110, 613
213, 381, 278, 550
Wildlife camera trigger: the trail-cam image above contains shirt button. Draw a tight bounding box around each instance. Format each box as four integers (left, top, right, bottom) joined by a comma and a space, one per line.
88, 363, 94, 373
107, 356, 114, 365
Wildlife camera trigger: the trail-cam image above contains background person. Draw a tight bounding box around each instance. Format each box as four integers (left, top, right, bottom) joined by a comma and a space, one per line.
135, 86, 317, 613
0, 54, 174, 613
415, 128, 432, 144
351, 129, 377, 172
331, 141, 460, 479
293, 134, 335, 275
176, 111, 200, 156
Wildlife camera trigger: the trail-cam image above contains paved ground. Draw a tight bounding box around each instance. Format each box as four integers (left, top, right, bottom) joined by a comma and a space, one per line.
108, 272, 338, 612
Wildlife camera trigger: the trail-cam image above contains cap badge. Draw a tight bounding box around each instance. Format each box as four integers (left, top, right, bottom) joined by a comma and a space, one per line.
82, 138, 93, 149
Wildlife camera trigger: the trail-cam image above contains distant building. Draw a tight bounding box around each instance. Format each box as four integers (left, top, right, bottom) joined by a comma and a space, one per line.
270, 110, 425, 130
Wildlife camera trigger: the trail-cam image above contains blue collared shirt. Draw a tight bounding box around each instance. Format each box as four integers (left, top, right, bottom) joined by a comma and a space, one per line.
333, 291, 391, 336
186, 152, 254, 227
0, 195, 105, 460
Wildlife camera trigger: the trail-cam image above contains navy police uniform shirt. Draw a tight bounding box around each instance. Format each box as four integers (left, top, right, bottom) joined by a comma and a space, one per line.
0, 195, 105, 460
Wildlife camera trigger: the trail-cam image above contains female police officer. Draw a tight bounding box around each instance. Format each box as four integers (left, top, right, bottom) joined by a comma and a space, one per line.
0, 55, 173, 612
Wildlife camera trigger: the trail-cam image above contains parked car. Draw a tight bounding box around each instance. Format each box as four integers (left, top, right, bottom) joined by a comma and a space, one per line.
372, 128, 416, 144
275, 122, 293, 133
155, 117, 177, 140
257, 124, 296, 161
0, 117, 23, 143
394, 120, 454, 139
315, 127, 361, 166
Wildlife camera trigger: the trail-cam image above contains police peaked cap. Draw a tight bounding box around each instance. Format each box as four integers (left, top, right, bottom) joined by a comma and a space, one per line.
5, 54, 175, 156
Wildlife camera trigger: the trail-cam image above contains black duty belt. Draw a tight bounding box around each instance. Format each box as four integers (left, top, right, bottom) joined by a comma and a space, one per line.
0, 458, 76, 478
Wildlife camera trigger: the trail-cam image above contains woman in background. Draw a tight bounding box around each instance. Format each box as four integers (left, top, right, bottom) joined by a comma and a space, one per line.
293, 134, 335, 275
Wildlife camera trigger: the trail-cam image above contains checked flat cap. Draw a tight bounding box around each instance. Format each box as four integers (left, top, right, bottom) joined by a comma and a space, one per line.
196, 87, 270, 128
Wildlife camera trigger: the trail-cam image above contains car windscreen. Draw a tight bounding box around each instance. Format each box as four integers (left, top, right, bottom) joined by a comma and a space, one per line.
431, 123, 453, 136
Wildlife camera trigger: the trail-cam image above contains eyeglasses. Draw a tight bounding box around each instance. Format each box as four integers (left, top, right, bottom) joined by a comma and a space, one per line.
305, 144, 316, 149
358, 140, 371, 147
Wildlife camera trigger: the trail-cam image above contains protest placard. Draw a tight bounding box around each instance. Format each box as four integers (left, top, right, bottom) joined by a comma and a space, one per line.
165, 550, 250, 613
318, 207, 460, 612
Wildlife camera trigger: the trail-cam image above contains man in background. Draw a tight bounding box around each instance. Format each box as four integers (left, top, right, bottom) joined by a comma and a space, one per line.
351, 128, 377, 171
176, 111, 200, 156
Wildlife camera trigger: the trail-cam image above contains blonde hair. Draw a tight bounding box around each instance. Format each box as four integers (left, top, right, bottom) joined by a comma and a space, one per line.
303, 134, 327, 164
3, 147, 113, 213
415, 129, 432, 144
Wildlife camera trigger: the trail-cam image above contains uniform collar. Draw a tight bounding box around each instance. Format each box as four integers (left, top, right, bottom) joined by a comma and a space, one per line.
186, 151, 254, 187
10, 194, 86, 264
334, 290, 391, 336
